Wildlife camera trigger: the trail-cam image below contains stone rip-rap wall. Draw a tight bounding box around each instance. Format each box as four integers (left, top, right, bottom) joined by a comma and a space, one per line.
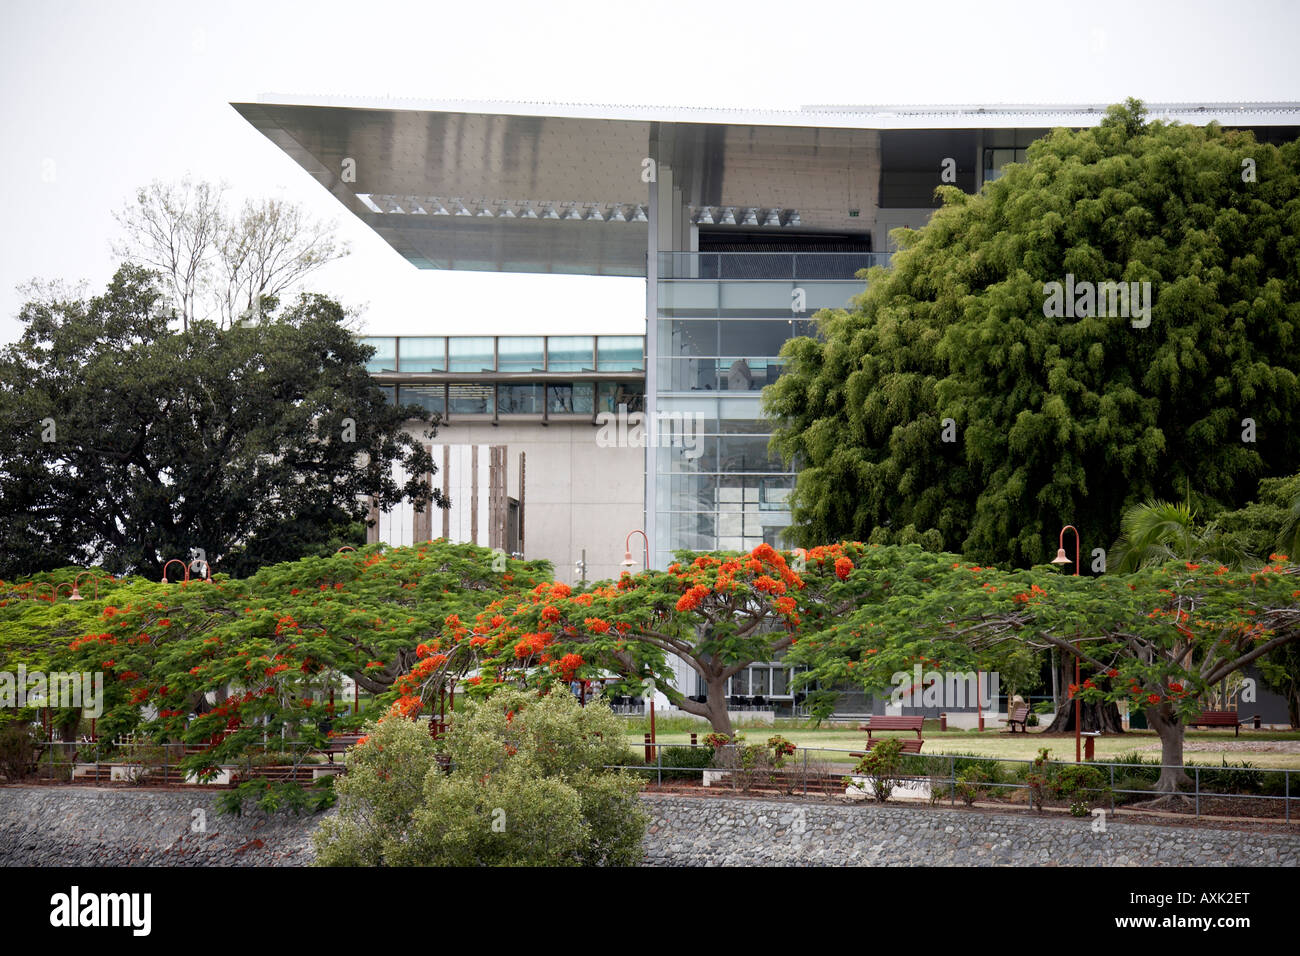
3, 786, 1299, 866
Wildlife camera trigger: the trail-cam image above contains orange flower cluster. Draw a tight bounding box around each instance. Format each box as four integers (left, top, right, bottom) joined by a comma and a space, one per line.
676, 584, 710, 612
554, 653, 584, 681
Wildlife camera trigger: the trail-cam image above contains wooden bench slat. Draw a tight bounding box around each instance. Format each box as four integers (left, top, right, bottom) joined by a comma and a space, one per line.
856, 716, 925, 739
1007, 705, 1031, 733
850, 737, 925, 756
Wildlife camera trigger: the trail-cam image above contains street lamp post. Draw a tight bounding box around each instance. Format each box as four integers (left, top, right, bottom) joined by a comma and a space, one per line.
621, 530, 649, 572
160, 559, 190, 585
68, 571, 104, 602
1051, 525, 1082, 762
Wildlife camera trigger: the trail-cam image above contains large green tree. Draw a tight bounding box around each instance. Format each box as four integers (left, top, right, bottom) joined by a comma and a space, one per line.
766, 99, 1300, 565
0, 264, 439, 577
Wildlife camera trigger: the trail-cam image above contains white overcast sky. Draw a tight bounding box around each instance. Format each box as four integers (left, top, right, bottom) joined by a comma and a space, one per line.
1, 0, 1297, 345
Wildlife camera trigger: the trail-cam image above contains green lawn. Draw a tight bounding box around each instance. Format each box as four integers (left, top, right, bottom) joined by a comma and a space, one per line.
620, 721, 1300, 769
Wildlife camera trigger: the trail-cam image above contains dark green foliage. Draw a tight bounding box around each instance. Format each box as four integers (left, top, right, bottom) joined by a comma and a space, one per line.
216, 778, 337, 817
657, 745, 714, 780
767, 100, 1300, 565
0, 721, 39, 781
0, 265, 441, 578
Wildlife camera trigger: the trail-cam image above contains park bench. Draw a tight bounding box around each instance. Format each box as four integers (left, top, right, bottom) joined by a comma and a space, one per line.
321, 733, 365, 763
857, 715, 925, 739
1187, 710, 1255, 736
1006, 705, 1031, 734
849, 737, 925, 758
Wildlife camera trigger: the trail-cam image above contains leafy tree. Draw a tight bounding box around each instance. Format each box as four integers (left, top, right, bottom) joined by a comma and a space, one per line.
387, 542, 877, 735
0, 265, 437, 578
39, 543, 551, 779
766, 99, 1300, 565
789, 544, 1300, 794
314, 684, 646, 866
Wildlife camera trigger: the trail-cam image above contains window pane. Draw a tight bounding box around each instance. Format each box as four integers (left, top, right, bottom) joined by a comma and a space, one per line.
448, 337, 495, 372
376, 385, 395, 404
719, 358, 762, 392
359, 337, 396, 373
658, 474, 716, 512
398, 385, 445, 415
597, 382, 644, 413
448, 384, 493, 414
719, 436, 783, 472
771, 668, 790, 695
662, 320, 718, 357
759, 475, 795, 508
397, 337, 445, 372
497, 337, 544, 372
546, 336, 595, 371
658, 358, 718, 391
498, 383, 543, 414
597, 335, 644, 371
548, 383, 592, 414
719, 320, 791, 357
718, 418, 771, 435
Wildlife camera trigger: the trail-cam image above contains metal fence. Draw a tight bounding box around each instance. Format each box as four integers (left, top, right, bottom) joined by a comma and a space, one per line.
23, 737, 336, 787
611, 743, 1298, 823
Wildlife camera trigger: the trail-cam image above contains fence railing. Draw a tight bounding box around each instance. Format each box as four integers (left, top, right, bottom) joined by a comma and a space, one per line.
609, 743, 1298, 823
23, 738, 336, 787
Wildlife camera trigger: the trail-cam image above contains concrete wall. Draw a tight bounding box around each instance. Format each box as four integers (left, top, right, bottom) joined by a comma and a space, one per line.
382, 420, 642, 585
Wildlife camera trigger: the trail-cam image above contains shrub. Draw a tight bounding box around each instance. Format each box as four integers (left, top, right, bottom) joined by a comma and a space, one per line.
713, 741, 775, 792
846, 739, 906, 803
1196, 759, 1263, 795
1051, 764, 1109, 803
217, 778, 335, 817
0, 721, 38, 781
955, 766, 993, 806
1025, 748, 1051, 812
767, 735, 796, 768
657, 746, 712, 781
1113, 776, 1155, 805
314, 684, 646, 867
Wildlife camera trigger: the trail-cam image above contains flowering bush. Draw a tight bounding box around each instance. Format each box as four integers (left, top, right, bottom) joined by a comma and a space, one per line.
314, 684, 646, 867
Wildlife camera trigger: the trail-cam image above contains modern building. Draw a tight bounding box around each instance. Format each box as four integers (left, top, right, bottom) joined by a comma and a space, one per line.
234, 98, 1300, 714
360, 332, 646, 583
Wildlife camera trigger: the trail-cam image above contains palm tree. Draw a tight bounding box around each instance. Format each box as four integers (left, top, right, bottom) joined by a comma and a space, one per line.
1106, 499, 1255, 574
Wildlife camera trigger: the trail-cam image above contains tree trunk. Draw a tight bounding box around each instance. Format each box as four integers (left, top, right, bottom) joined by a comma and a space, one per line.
1044, 698, 1125, 733
1043, 661, 1123, 733
671, 673, 734, 735
1145, 703, 1193, 793
705, 676, 733, 736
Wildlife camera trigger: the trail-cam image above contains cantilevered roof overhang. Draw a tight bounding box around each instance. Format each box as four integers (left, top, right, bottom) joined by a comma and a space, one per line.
232, 96, 1300, 277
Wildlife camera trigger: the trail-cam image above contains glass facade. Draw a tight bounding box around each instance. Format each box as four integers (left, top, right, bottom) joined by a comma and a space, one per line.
371, 335, 643, 375
652, 254, 866, 566
394, 382, 633, 418
396, 336, 446, 372
359, 336, 397, 373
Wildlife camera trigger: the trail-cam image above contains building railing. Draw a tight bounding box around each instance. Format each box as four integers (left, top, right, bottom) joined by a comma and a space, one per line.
658, 251, 893, 280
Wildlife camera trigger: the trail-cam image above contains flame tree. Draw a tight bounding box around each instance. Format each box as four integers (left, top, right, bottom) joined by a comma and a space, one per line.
388, 542, 875, 735
787, 544, 1300, 794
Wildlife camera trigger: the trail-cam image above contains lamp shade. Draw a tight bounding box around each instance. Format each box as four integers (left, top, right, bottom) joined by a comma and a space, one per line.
1051, 548, 1071, 565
